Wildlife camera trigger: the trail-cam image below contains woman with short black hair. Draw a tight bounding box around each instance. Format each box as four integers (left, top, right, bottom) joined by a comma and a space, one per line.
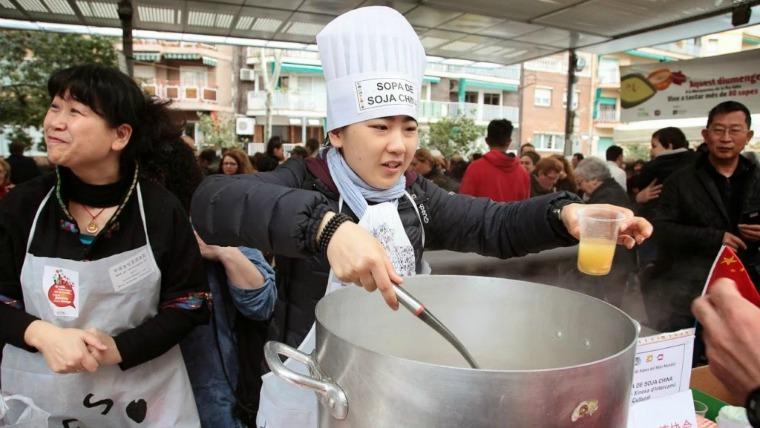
0, 65, 208, 426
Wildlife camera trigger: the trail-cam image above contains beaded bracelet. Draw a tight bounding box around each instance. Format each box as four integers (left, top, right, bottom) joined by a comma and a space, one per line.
319, 213, 353, 253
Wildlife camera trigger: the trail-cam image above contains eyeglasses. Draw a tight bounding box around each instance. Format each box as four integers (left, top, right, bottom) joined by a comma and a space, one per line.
707, 126, 750, 137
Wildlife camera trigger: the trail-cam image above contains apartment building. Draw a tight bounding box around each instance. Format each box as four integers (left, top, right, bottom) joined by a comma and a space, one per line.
520, 52, 594, 156
124, 39, 237, 142
242, 48, 521, 147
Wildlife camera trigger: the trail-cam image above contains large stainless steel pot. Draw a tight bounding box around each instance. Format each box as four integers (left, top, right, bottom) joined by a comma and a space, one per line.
265, 275, 639, 427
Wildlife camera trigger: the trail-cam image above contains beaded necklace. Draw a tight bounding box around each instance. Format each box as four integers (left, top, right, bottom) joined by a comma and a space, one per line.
55, 162, 140, 238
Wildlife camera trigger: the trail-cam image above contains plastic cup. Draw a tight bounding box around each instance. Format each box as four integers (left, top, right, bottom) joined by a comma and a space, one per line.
694, 400, 708, 418
577, 208, 624, 276
716, 405, 752, 428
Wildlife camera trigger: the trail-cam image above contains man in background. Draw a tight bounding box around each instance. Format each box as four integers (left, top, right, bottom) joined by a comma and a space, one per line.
6, 141, 40, 185
605, 145, 627, 191
648, 101, 758, 336
459, 119, 530, 202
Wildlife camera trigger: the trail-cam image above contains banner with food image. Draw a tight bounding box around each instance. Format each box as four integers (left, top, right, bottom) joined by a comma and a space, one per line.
620, 49, 760, 122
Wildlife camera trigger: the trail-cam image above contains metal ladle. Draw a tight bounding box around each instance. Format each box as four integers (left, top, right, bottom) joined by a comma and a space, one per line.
394, 284, 480, 369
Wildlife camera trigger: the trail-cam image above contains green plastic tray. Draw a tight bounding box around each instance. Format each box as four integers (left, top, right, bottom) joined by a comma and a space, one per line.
692, 388, 728, 422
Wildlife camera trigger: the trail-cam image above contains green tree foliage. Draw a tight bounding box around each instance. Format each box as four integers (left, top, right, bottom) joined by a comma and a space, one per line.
623, 143, 651, 162
0, 30, 118, 148
197, 112, 237, 149
422, 115, 485, 159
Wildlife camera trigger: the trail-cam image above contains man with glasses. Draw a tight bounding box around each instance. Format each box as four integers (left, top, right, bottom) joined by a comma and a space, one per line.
645, 101, 757, 342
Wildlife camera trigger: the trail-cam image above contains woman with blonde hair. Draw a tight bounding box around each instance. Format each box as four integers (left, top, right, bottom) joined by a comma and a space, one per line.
220, 148, 255, 175
410, 148, 458, 192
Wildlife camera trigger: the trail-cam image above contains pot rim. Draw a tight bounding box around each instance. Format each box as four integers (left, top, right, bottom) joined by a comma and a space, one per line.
316, 275, 640, 373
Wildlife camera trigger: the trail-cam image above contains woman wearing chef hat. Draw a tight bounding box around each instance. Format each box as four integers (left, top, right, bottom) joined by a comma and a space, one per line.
191, 6, 653, 427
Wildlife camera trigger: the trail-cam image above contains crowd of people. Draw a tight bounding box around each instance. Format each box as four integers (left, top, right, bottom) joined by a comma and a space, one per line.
0, 5, 757, 428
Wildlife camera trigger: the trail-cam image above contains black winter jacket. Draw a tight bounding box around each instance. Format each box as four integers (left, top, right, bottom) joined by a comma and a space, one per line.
648, 153, 760, 331
191, 154, 580, 347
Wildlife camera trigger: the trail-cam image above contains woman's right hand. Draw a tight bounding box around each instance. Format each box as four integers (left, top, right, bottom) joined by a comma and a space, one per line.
24, 320, 107, 373
324, 218, 403, 310
635, 179, 662, 204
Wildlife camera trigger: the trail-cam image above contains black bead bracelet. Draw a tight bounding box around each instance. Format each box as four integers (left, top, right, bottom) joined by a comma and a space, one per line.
319, 213, 353, 253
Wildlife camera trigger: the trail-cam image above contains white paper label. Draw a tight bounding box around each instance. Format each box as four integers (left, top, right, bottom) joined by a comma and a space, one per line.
354, 78, 416, 112
631, 328, 695, 404
627, 390, 698, 428
42, 265, 79, 318
109, 249, 154, 292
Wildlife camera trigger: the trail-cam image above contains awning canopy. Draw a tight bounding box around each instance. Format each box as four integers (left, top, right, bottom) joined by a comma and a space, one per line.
133, 51, 160, 62
268, 62, 443, 86
1, 0, 759, 66
461, 78, 518, 92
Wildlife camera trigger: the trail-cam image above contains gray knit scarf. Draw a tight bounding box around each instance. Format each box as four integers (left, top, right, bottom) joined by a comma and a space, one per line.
326, 147, 406, 218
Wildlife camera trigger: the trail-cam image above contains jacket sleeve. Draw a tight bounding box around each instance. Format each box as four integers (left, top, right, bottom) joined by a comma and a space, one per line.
635, 163, 657, 190
654, 175, 724, 254
423, 179, 580, 257
191, 158, 331, 258
227, 246, 277, 321
0, 204, 39, 351
114, 196, 210, 370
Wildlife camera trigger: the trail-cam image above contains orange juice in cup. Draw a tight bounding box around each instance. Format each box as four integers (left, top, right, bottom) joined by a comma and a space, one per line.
577, 208, 624, 276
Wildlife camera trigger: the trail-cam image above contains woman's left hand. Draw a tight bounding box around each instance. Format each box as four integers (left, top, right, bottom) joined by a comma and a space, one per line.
561, 203, 653, 249
85, 328, 123, 366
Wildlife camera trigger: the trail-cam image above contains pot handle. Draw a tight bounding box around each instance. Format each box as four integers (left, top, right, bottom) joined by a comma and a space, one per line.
264, 340, 348, 420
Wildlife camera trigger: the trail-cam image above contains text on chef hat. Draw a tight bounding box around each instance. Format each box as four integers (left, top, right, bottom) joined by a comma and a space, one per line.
354, 78, 417, 113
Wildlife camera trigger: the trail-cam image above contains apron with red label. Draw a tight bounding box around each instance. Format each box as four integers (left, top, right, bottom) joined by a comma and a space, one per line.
1, 185, 200, 428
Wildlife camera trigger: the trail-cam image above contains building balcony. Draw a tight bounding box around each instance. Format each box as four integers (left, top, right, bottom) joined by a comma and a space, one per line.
245, 92, 519, 124
424, 62, 520, 81
594, 110, 620, 128
597, 76, 620, 88
419, 101, 519, 124
247, 91, 327, 116
141, 80, 231, 112
131, 39, 225, 61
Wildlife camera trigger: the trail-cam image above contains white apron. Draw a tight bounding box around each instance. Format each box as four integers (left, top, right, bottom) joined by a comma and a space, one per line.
1, 186, 200, 428
256, 193, 429, 428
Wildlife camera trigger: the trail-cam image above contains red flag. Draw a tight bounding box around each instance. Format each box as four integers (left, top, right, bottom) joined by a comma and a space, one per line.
702, 245, 760, 307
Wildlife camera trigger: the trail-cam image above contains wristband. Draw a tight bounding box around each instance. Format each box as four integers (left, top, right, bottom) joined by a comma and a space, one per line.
747, 386, 760, 428
319, 213, 353, 253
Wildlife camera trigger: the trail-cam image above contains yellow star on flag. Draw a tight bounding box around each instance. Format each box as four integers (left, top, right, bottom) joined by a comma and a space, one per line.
721, 256, 738, 266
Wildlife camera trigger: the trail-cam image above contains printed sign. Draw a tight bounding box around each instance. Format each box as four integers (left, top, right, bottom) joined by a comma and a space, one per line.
628, 390, 698, 428
354, 78, 416, 112
109, 249, 155, 292
620, 50, 760, 122
43, 266, 79, 318
631, 328, 695, 404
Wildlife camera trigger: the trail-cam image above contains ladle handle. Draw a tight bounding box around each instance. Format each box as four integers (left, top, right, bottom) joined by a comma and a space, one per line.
394, 285, 480, 369
394, 285, 425, 315
263, 341, 349, 420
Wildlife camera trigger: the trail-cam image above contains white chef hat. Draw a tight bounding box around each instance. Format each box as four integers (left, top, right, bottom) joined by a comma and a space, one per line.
317, 6, 426, 132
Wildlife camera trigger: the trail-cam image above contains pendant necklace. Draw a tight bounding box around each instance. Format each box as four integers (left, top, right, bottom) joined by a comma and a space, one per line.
82, 205, 107, 234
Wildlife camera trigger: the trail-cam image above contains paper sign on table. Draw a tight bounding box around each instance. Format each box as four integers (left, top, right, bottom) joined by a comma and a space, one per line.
631, 328, 695, 404
628, 390, 698, 428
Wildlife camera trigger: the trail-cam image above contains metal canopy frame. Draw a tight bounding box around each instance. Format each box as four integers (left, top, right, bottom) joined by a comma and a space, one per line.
1, 0, 759, 66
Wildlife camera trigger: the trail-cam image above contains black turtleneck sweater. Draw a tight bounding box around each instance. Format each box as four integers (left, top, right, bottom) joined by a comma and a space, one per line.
0, 168, 208, 370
